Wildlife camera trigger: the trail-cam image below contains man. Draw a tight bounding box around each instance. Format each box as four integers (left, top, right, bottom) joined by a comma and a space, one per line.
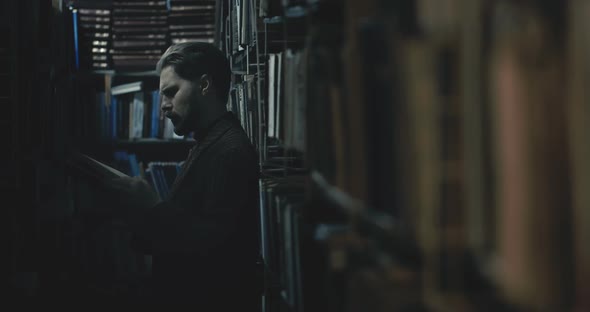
108, 42, 261, 310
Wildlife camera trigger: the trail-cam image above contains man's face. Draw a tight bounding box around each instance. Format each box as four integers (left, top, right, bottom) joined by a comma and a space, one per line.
159, 66, 202, 136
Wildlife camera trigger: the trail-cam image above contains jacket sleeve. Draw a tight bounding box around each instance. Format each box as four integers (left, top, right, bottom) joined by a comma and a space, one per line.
127, 146, 258, 255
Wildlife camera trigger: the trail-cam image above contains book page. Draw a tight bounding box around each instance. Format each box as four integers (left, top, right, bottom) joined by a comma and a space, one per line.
67, 151, 129, 183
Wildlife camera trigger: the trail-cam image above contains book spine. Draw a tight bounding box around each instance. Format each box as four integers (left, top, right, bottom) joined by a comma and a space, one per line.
72, 7, 80, 69
154, 164, 169, 199
128, 153, 140, 176
148, 163, 163, 199
151, 90, 160, 137
111, 95, 118, 140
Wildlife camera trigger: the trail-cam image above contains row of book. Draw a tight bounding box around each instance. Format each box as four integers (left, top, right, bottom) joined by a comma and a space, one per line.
259, 174, 307, 311
266, 50, 306, 152
71, 0, 217, 71
228, 74, 258, 146
145, 161, 181, 200
111, 0, 168, 71
227, 0, 253, 55
95, 87, 183, 141
220, 2, 311, 311
221, 0, 289, 57
74, 4, 112, 70
169, 0, 216, 45
110, 150, 181, 201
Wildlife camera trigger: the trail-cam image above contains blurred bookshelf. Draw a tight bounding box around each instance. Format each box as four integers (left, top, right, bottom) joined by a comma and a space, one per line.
219, 0, 587, 312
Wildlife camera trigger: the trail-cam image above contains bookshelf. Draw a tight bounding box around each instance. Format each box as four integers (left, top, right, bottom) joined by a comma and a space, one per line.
63, 0, 218, 170
568, 1, 590, 309
7, 0, 588, 310
216, 1, 310, 311
42, 0, 216, 303
218, 0, 585, 312
68, 68, 192, 164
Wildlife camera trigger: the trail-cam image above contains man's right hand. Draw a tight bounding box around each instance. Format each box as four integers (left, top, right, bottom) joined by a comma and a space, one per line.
104, 176, 161, 216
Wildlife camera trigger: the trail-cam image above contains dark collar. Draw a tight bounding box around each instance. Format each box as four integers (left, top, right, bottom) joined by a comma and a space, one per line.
193, 111, 237, 154
194, 111, 237, 142
168, 112, 239, 198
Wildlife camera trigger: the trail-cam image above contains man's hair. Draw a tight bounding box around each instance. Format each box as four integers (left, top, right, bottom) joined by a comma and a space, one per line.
156, 42, 231, 104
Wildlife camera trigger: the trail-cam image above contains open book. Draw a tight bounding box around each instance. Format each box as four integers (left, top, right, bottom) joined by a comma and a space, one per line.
66, 151, 129, 185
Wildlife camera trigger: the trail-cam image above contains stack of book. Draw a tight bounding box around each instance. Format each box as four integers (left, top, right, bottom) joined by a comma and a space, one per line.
146, 161, 182, 200
111, 0, 169, 71
73, 3, 112, 70
168, 0, 216, 44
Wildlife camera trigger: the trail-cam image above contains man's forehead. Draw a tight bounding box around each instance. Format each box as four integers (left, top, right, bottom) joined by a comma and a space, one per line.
159, 67, 178, 87
160, 66, 176, 78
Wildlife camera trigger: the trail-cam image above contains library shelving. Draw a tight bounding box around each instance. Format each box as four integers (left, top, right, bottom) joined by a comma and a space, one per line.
6, 1, 590, 311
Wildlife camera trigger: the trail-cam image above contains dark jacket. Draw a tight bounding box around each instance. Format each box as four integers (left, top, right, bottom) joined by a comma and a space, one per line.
128, 112, 261, 310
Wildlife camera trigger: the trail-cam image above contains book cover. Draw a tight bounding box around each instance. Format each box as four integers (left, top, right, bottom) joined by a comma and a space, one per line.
130, 91, 145, 139
111, 81, 143, 96
66, 151, 129, 185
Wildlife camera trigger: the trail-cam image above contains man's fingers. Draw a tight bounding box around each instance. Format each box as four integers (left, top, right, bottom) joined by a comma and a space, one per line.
105, 177, 148, 193
104, 177, 131, 191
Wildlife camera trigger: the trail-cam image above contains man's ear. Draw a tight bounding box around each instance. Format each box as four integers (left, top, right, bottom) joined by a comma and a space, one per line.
200, 74, 211, 96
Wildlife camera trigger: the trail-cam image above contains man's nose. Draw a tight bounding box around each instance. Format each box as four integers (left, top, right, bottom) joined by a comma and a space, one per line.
161, 98, 172, 111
